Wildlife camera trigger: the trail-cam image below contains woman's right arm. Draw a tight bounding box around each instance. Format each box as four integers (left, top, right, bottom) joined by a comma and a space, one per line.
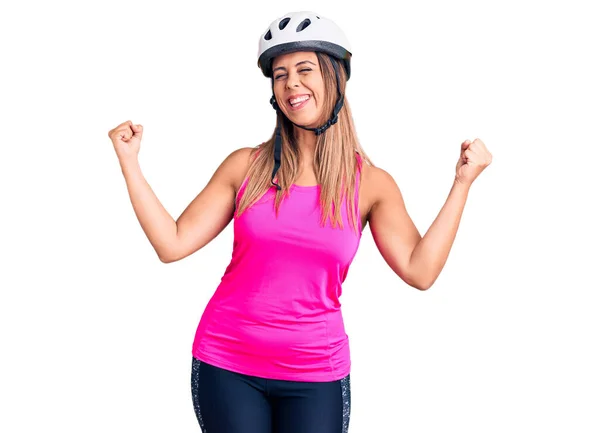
120, 147, 254, 263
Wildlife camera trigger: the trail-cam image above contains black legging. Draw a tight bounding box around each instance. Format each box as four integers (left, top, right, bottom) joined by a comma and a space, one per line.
191, 356, 351, 433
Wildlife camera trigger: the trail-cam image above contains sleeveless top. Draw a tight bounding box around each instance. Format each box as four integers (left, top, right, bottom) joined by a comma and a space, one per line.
191, 154, 363, 382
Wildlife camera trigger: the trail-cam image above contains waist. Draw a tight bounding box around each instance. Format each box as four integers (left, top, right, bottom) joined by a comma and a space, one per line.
192, 296, 349, 379
204, 296, 346, 349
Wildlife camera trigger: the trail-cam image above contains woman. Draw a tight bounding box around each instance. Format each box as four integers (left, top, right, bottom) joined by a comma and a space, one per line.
108, 11, 492, 433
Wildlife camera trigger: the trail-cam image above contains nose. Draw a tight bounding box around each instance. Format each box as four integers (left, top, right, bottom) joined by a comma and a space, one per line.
286, 74, 300, 90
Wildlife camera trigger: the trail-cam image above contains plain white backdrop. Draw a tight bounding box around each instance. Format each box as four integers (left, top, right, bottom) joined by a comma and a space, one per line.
1, 0, 599, 432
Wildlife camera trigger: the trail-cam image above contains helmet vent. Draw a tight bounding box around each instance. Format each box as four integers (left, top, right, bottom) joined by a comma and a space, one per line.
296, 18, 311, 32
264, 30, 272, 40
278, 17, 291, 30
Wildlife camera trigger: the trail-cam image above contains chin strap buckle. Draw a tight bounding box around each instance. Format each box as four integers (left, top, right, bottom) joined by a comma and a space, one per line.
314, 114, 339, 136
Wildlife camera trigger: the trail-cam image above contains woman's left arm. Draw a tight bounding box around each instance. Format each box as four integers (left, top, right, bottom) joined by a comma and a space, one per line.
369, 138, 492, 290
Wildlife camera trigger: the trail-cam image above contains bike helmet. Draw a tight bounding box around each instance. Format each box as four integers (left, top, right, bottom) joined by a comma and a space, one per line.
258, 11, 352, 81
256, 11, 353, 190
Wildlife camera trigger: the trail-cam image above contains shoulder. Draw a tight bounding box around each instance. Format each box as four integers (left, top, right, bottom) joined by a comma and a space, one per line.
362, 164, 394, 184
361, 164, 398, 193
213, 146, 259, 191
223, 146, 257, 166
361, 164, 402, 215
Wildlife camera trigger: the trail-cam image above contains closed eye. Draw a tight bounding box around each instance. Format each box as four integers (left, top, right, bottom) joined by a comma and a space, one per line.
274, 68, 313, 80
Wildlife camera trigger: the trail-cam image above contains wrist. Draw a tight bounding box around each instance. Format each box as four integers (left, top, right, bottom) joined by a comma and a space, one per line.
453, 177, 472, 193
119, 157, 140, 175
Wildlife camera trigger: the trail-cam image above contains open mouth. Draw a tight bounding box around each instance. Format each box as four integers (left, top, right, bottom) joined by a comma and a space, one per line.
288, 95, 311, 110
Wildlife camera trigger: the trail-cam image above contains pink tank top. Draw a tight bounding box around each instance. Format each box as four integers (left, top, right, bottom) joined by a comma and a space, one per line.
191, 154, 363, 381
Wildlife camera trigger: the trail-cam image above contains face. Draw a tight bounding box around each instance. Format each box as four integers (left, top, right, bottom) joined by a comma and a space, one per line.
271, 51, 325, 128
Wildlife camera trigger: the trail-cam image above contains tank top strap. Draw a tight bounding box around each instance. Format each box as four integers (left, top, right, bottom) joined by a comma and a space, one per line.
353, 151, 363, 225
235, 146, 262, 207
236, 177, 249, 204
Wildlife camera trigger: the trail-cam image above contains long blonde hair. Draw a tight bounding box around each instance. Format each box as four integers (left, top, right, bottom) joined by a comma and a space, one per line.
235, 52, 373, 233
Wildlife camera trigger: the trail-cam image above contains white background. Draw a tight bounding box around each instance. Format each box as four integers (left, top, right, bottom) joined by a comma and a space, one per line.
1, 0, 599, 432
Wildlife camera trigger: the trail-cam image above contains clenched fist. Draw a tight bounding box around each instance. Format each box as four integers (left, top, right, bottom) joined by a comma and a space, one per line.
108, 120, 144, 163
455, 138, 492, 186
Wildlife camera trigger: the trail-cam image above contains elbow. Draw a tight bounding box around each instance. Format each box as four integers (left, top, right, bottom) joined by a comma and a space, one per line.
404, 263, 439, 291
417, 275, 438, 291
158, 248, 178, 264
405, 273, 435, 291
157, 238, 183, 263
414, 281, 433, 291
158, 244, 190, 263
159, 253, 173, 263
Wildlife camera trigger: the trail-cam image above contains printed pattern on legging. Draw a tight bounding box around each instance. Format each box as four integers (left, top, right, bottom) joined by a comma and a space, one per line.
191, 357, 207, 433
341, 374, 351, 433
191, 355, 351, 433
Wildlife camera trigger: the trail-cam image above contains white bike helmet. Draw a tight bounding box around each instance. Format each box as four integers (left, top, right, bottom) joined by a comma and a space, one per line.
257, 12, 353, 190
257, 11, 352, 80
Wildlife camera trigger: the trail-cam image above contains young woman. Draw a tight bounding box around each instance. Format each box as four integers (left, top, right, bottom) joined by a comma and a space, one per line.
108, 11, 492, 433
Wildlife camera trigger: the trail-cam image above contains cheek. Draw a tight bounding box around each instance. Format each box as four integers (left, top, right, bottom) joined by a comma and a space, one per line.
272, 85, 287, 108
309, 80, 325, 105
312, 91, 324, 110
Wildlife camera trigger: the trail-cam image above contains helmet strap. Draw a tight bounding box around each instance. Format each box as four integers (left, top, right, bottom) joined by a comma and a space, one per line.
270, 118, 283, 191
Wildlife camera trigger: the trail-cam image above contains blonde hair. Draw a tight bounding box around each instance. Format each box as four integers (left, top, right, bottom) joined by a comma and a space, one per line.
235, 52, 373, 233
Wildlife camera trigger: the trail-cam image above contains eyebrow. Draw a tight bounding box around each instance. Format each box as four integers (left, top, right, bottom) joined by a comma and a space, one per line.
273, 60, 316, 73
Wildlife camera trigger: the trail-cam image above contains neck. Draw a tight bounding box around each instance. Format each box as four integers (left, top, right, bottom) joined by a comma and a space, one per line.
294, 126, 317, 164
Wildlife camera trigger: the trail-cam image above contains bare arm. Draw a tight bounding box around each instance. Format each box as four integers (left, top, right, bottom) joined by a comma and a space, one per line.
167, 148, 253, 262
366, 167, 423, 289
406, 180, 469, 289
368, 166, 469, 290
120, 147, 253, 263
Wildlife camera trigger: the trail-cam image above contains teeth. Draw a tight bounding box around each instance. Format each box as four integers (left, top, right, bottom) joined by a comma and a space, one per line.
290, 95, 309, 105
